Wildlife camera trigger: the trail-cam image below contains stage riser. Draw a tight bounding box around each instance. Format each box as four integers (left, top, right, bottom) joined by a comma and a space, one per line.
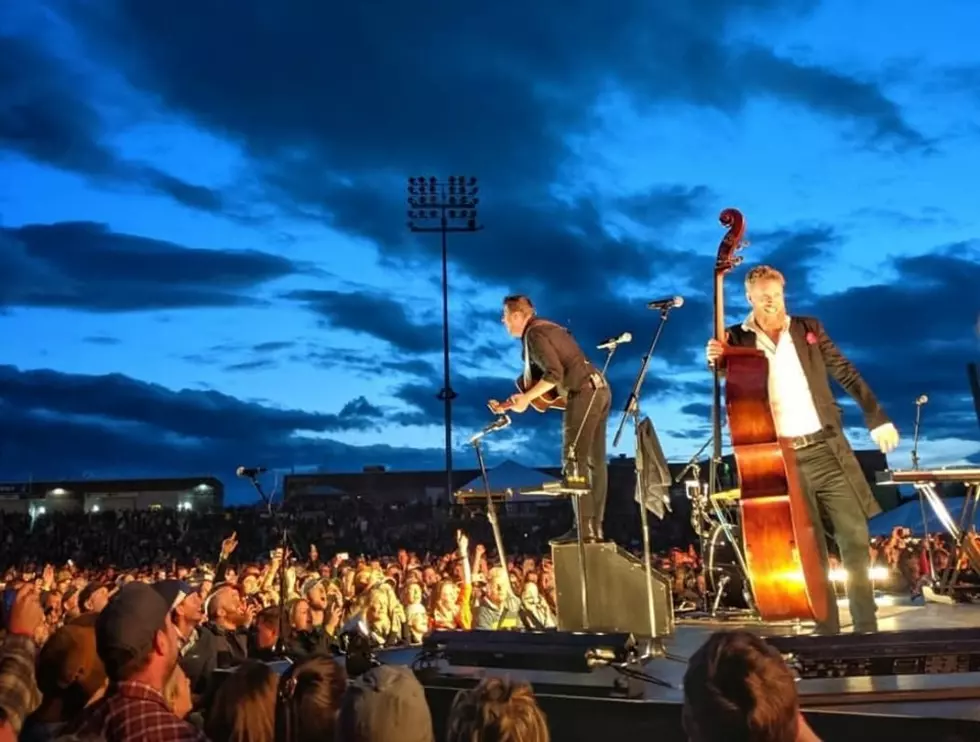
551, 541, 674, 637
422, 685, 980, 741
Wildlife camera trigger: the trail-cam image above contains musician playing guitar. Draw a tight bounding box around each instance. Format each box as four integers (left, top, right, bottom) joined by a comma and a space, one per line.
707, 265, 899, 634
489, 295, 612, 545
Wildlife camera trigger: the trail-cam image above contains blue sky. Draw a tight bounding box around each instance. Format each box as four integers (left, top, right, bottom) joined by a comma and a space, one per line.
1, 0, 978, 504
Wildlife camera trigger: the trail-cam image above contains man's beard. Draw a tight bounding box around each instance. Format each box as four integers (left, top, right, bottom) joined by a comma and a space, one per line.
756, 308, 786, 332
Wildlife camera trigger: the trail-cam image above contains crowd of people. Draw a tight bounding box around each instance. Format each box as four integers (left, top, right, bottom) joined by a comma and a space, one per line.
0, 496, 967, 741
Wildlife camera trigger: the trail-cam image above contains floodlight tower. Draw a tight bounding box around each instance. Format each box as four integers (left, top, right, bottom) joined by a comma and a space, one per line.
406, 176, 483, 500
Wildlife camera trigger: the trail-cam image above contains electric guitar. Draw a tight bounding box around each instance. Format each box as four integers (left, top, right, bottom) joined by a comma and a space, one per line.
489, 374, 567, 414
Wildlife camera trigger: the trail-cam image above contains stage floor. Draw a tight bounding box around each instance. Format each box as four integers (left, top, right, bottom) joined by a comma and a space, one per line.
387, 598, 980, 722
670, 599, 980, 720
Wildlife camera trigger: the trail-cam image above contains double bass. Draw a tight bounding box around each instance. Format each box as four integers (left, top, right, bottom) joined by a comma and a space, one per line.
712, 208, 830, 624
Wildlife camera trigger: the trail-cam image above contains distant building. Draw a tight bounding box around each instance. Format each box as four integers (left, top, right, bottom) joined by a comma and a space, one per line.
0, 476, 223, 515
284, 449, 896, 512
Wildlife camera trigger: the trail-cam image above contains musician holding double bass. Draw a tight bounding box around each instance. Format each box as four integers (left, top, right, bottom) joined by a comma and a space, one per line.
706, 265, 899, 634
489, 295, 612, 545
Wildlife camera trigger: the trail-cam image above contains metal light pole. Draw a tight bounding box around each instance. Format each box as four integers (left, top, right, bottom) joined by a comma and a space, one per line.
406, 176, 483, 501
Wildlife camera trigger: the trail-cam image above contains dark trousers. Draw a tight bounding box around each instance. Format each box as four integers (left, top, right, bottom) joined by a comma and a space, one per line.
562, 384, 611, 525
794, 439, 877, 633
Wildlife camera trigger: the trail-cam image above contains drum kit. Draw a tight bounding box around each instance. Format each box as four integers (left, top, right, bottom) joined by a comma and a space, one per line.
685, 476, 757, 616
689, 464, 980, 617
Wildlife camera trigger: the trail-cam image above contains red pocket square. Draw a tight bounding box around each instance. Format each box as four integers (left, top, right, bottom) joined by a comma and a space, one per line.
805, 331, 818, 345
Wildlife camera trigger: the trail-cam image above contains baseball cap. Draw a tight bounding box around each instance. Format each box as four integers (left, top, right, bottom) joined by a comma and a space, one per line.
337, 665, 433, 742
95, 583, 171, 680
152, 580, 196, 611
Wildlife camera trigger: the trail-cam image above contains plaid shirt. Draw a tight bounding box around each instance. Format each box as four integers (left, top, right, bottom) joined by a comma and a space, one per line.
0, 633, 40, 732
68, 681, 208, 742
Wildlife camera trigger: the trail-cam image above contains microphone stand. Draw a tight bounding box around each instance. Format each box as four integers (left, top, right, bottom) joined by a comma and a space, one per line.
468, 419, 515, 596
243, 470, 294, 658
612, 305, 677, 647
912, 399, 925, 471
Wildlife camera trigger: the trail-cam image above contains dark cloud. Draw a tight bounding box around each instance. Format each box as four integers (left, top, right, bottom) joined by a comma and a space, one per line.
0, 364, 383, 440
304, 348, 436, 381
733, 47, 933, 152
60, 0, 924, 184
0, 222, 306, 312
0, 402, 443, 483
286, 290, 442, 354
82, 335, 121, 346
253, 341, 295, 353
50, 0, 927, 311
0, 33, 224, 212
748, 224, 842, 295
804, 248, 980, 442
0, 364, 440, 481
1, 1, 968, 482
616, 185, 716, 227
224, 359, 277, 373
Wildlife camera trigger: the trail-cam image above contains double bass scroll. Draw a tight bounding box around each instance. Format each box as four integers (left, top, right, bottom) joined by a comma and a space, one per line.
713, 208, 830, 624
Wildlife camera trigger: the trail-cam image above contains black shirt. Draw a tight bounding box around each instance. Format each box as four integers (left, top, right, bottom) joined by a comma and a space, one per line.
523, 318, 595, 393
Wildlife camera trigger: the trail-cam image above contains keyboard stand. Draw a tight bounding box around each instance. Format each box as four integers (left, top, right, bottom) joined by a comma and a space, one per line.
918, 482, 980, 600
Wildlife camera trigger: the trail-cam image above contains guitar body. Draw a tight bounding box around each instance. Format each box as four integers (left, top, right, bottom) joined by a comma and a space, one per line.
515, 376, 566, 413
724, 347, 830, 623
713, 208, 829, 625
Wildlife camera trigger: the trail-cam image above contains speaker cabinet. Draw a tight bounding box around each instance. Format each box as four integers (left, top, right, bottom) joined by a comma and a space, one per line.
552, 541, 674, 638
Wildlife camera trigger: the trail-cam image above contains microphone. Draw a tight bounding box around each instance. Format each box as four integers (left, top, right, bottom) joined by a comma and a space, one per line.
597, 331, 632, 350
647, 296, 684, 311
470, 415, 511, 442
915, 395, 928, 406
236, 466, 268, 478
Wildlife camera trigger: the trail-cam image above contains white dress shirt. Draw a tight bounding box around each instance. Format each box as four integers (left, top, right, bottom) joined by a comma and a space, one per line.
742, 315, 823, 438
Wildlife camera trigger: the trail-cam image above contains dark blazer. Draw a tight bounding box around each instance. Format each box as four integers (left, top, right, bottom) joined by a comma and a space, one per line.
726, 315, 890, 518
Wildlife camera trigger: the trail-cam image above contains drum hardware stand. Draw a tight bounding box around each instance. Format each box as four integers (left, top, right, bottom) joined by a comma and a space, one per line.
466, 416, 515, 592
676, 437, 713, 584
676, 440, 756, 618
712, 575, 731, 614
611, 305, 681, 647
563, 338, 622, 632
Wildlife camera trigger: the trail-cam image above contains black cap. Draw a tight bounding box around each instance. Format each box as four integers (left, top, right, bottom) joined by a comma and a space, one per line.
95, 583, 170, 679
152, 580, 195, 610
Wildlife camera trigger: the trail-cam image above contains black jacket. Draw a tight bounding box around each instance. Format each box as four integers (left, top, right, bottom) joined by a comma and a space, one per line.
725, 315, 889, 517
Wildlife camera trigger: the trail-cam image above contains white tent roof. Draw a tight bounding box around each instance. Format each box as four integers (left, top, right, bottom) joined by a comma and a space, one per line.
456, 459, 559, 500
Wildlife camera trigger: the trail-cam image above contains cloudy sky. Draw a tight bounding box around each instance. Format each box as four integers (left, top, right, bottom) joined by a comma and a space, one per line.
1, 0, 978, 503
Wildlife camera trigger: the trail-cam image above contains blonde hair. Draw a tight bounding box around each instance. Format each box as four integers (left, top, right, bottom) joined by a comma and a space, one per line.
744, 265, 785, 289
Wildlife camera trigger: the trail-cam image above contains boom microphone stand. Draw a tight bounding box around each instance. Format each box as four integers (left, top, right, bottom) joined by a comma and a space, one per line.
468, 415, 514, 578
238, 467, 294, 657
612, 301, 681, 644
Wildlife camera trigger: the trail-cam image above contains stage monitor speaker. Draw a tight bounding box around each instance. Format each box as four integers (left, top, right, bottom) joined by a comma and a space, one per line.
552, 541, 674, 638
